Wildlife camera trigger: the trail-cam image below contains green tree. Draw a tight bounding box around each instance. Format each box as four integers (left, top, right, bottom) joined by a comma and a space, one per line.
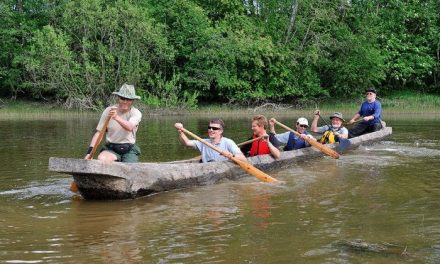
18, 26, 84, 106
0, 0, 56, 98
1, 0, 439, 108
59, 0, 174, 104
374, 0, 439, 93
17, 0, 175, 107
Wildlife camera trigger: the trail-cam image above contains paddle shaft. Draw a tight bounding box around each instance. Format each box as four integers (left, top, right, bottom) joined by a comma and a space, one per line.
343, 118, 362, 125
319, 113, 360, 128
179, 127, 278, 183
71, 109, 113, 192
191, 136, 264, 160
318, 114, 331, 128
272, 120, 340, 159
237, 135, 265, 147
88, 115, 112, 159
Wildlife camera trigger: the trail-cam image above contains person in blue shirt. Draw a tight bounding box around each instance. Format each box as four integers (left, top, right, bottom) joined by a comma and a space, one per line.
348, 88, 382, 138
269, 117, 315, 151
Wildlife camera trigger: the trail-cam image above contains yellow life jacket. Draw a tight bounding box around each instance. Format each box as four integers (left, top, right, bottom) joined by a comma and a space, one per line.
319, 130, 337, 144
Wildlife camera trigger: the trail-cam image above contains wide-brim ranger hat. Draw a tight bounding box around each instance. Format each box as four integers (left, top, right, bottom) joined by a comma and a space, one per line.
329, 112, 345, 122
296, 117, 309, 127
112, 83, 141, 100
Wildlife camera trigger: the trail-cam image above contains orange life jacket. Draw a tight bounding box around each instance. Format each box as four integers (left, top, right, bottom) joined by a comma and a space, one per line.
249, 135, 271, 156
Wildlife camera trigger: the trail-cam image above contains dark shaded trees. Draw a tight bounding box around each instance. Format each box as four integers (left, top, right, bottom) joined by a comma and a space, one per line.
0, 0, 438, 108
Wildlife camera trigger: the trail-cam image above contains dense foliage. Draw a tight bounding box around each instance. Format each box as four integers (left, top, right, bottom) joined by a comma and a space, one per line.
0, 0, 439, 109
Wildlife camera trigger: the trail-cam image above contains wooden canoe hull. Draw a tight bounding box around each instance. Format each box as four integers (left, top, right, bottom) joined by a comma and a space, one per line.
48, 127, 392, 200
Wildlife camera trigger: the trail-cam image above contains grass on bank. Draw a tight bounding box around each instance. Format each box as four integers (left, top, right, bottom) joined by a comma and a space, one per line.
195, 90, 440, 116
0, 91, 439, 119
0, 100, 95, 120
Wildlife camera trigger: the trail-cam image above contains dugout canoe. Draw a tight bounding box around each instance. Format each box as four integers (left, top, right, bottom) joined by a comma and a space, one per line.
48, 126, 392, 200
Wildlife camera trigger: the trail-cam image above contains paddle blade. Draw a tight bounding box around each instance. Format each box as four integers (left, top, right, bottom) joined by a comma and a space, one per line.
70, 181, 79, 193
337, 138, 351, 152
232, 157, 278, 183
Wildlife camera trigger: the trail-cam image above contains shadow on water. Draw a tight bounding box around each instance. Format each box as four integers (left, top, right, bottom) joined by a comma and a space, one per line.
0, 116, 439, 263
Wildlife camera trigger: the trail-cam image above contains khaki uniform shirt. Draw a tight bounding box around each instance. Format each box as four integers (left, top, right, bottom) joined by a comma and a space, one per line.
96, 105, 142, 144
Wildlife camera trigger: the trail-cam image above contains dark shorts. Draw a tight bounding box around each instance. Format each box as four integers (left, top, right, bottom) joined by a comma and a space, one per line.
348, 122, 383, 138
101, 143, 141, 162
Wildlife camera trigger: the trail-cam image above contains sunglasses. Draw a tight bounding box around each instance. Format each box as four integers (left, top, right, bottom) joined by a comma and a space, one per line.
366, 92, 374, 95
208, 126, 222, 131
297, 124, 308, 128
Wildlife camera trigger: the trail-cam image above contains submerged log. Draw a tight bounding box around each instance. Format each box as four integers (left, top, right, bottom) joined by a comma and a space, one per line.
336, 239, 408, 256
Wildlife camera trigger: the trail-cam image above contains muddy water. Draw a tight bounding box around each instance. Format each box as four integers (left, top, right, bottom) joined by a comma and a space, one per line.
0, 115, 439, 263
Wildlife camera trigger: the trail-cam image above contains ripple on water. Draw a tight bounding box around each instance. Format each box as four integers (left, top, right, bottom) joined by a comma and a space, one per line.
303, 243, 336, 257
0, 178, 74, 200
361, 141, 440, 157
336, 140, 440, 169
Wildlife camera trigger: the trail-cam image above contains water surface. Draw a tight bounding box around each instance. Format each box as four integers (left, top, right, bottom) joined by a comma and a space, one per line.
0, 114, 439, 263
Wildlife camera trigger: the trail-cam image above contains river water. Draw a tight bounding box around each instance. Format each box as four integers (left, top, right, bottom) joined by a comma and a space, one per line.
0, 114, 439, 263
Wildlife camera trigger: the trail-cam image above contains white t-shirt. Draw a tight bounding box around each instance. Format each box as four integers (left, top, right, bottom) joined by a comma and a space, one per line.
96, 105, 142, 144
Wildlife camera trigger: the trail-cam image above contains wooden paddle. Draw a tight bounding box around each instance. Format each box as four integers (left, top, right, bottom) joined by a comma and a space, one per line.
179, 127, 279, 183
87, 115, 112, 160
191, 135, 264, 160
70, 111, 113, 193
272, 119, 340, 159
343, 118, 362, 125
237, 135, 265, 147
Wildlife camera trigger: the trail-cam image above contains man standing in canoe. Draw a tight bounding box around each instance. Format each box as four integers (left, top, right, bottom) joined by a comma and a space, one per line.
311, 111, 348, 144
348, 88, 382, 138
240, 115, 281, 159
174, 118, 247, 163
269, 117, 315, 150
84, 83, 142, 162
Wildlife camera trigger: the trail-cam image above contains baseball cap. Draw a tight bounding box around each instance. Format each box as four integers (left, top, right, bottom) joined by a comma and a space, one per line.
296, 117, 309, 127
366, 88, 377, 94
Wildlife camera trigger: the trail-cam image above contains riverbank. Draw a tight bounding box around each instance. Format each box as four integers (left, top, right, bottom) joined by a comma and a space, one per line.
1, 91, 439, 119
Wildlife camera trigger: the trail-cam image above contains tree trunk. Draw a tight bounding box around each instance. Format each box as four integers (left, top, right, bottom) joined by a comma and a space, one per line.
284, 0, 299, 44
299, 19, 313, 51
16, 0, 23, 12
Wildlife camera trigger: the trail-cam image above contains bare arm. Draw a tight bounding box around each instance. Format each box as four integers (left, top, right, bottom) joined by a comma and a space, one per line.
218, 144, 247, 162
267, 139, 281, 159
174, 123, 195, 147
269, 118, 277, 134
335, 131, 348, 139
311, 110, 320, 133
300, 133, 316, 141
349, 113, 361, 124
111, 108, 137, 131
216, 139, 248, 162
